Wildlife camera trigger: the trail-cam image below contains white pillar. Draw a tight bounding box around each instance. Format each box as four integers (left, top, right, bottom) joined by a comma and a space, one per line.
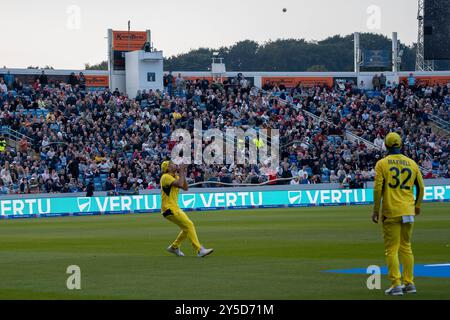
107, 29, 113, 89
354, 32, 360, 73
392, 32, 398, 73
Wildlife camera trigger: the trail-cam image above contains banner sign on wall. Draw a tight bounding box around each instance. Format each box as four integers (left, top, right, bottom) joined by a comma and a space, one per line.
177, 76, 255, 87
0, 74, 109, 88
85, 75, 109, 87
261, 77, 333, 88
1, 186, 449, 219
399, 76, 450, 87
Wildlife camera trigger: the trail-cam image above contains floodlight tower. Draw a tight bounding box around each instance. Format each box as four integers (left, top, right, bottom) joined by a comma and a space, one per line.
416, 0, 434, 71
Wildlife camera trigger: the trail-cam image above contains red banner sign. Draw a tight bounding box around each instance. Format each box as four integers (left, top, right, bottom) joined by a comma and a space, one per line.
262, 77, 333, 88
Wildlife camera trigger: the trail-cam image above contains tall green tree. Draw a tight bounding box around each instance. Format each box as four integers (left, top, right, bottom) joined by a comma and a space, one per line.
85, 61, 108, 70
163, 33, 449, 72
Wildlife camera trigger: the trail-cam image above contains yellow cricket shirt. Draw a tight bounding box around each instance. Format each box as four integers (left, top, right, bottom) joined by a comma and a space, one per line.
160, 173, 180, 213
373, 153, 425, 218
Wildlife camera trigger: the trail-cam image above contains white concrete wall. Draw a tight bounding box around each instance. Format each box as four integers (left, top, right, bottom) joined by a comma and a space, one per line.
125, 50, 163, 97
357, 72, 399, 89
110, 72, 126, 93
125, 52, 139, 97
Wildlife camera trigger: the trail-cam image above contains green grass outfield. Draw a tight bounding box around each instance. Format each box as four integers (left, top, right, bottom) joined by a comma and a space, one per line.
0, 203, 449, 300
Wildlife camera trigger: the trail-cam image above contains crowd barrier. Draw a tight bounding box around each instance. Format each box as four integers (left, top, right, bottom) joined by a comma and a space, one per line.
1, 184, 449, 219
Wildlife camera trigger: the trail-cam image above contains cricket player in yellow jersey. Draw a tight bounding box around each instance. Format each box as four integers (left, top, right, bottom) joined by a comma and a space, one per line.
160, 160, 214, 258
372, 132, 425, 296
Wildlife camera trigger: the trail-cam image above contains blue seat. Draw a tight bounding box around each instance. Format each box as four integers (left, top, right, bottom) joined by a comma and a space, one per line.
94, 183, 103, 191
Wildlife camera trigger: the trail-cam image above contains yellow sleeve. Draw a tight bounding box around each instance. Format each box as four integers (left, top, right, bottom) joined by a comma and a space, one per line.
414, 165, 425, 209
373, 160, 384, 214
161, 174, 176, 188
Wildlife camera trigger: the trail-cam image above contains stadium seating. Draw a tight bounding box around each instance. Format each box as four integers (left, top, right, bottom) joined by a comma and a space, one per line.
0, 76, 448, 195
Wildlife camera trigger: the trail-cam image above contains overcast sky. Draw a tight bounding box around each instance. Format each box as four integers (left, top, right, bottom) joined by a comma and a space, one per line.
1, 0, 418, 69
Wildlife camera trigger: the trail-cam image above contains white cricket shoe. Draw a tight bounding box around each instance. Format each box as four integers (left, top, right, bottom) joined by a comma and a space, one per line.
400, 284, 417, 294
197, 247, 214, 258
385, 285, 404, 296
167, 246, 185, 257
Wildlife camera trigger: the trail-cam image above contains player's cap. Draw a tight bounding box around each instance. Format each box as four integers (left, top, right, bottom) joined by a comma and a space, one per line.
161, 161, 171, 174
385, 132, 402, 149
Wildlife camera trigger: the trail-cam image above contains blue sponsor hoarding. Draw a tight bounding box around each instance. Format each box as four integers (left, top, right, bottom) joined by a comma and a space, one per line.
1, 186, 449, 219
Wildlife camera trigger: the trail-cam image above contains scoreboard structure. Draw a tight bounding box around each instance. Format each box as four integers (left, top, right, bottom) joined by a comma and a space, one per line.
424, 0, 450, 60
107, 29, 151, 93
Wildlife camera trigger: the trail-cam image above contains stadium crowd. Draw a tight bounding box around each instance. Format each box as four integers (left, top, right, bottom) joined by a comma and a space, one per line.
0, 71, 449, 195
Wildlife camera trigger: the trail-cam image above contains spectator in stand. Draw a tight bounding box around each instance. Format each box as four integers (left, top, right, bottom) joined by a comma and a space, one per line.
33, 79, 41, 91
175, 73, 184, 96
86, 180, 94, 197
0, 72, 447, 195
39, 71, 48, 87
330, 170, 339, 183
298, 166, 309, 184
342, 175, 352, 189
358, 80, 365, 93
166, 71, 174, 97
67, 158, 80, 182
1, 165, 13, 186
278, 80, 286, 92
241, 76, 250, 95
379, 73, 387, 89
13, 77, 23, 92
290, 176, 300, 185
407, 73, 416, 90
372, 74, 381, 91
373, 134, 385, 150
262, 80, 273, 91
79, 72, 86, 91
68, 72, 79, 87
19, 137, 28, 154
28, 175, 40, 193
0, 135, 6, 153
163, 74, 168, 91
3, 71, 14, 90
0, 180, 9, 194
0, 79, 8, 94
